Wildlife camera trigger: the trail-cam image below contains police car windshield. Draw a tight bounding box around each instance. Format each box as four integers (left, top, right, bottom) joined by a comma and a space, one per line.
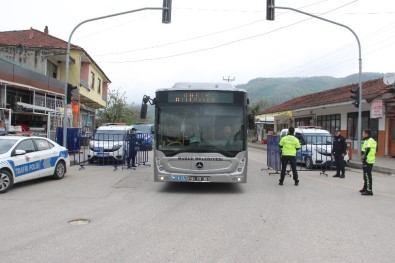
94, 130, 127, 141
304, 133, 332, 145
0, 139, 18, 154
133, 124, 152, 134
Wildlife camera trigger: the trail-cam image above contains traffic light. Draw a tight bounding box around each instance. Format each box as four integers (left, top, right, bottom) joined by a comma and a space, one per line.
350, 87, 360, 108
67, 84, 77, 104
162, 0, 172, 24
267, 0, 275, 21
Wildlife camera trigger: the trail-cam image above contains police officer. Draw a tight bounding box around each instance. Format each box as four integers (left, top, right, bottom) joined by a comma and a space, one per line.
360, 129, 377, 196
279, 127, 301, 186
332, 128, 347, 178
126, 128, 139, 168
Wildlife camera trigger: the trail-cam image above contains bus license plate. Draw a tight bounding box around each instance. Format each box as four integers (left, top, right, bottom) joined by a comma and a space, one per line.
189, 176, 211, 182
171, 175, 188, 182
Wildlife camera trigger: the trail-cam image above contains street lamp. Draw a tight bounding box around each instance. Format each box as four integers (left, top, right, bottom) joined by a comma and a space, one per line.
62, 1, 172, 147
266, 1, 363, 162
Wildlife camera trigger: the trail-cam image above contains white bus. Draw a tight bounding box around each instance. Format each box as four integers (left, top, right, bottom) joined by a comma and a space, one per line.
141, 82, 253, 183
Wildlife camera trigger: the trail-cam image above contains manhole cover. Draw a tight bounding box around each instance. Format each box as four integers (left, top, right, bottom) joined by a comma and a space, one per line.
68, 218, 91, 225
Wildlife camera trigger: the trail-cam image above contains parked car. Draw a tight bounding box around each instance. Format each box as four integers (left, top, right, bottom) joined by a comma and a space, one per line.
0, 136, 70, 193
132, 123, 154, 151
280, 127, 349, 169
88, 124, 133, 164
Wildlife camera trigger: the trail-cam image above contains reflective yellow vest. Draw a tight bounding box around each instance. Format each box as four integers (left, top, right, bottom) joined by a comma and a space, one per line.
362, 137, 377, 164
279, 135, 300, 156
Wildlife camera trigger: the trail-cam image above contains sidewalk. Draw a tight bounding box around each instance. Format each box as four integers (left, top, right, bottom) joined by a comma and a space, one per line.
248, 142, 395, 175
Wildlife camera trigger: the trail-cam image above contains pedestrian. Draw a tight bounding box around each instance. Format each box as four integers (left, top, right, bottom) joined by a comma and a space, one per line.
360, 129, 377, 196
332, 128, 348, 178
279, 126, 301, 186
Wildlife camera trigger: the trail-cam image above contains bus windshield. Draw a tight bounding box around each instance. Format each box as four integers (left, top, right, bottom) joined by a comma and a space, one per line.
157, 105, 245, 157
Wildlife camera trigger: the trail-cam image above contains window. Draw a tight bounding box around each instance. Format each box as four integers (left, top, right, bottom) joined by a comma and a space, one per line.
347, 111, 378, 140
47, 61, 57, 79
97, 78, 101, 94
317, 114, 341, 134
34, 139, 54, 151
294, 117, 313, 127
90, 72, 95, 90
15, 139, 35, 153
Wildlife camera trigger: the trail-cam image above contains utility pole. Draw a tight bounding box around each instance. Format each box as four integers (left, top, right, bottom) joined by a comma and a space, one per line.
266, 0, 363, 162
223, 76, 235, 82
62, 1, 172, 147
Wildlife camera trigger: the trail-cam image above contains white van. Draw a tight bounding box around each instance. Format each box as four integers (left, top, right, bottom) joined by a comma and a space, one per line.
280, 127, 349, 169
88, 124, 133, 164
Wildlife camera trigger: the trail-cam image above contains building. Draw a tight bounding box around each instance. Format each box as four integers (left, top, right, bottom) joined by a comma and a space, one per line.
0, 27, 110, 138
258, 78, 395, 157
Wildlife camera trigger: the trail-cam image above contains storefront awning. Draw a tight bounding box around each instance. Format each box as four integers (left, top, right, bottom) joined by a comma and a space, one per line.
256, 111, 292, 119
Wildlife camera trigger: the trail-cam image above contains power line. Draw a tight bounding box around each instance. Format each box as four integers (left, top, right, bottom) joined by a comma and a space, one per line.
93, 0, 330, 57
274, 19, 395, 77
74, 11, 156, 41
97, 0, 359, 64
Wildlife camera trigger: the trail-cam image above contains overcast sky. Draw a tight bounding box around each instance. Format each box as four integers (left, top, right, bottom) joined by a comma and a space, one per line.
2, 0, 395, 103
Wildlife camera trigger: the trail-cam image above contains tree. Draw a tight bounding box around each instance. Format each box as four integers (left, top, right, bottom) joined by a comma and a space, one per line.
97, 88, 140, 124
249, 97, 274, 115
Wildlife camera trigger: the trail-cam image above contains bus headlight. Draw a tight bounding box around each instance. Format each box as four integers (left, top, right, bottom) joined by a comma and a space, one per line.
156, 158, 163, 171
237, 158, 246, 173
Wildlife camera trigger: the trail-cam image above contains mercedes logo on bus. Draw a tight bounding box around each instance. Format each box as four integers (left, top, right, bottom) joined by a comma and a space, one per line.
196, 162, 204, 169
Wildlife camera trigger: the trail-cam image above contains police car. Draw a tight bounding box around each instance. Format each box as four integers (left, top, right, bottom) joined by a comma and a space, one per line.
280, 127, 349, 169
132, 123, 154, 151
88, 124, 133, 164
0, 136, 70, 193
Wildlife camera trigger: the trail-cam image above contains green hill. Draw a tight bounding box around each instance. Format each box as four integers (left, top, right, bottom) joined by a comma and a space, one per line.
237, 73, 384, 104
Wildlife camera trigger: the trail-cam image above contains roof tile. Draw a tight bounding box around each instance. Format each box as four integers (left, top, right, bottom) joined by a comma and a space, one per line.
261, 78, 389, 114
0, 28, 79, 49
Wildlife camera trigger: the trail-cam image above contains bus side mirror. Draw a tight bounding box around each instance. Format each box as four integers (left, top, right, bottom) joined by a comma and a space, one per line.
248, 114, 255, 130
140, 103, 147, 119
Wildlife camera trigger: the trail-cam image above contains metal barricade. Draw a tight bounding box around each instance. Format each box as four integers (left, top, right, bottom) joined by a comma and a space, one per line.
66, 131, 151, 172
135, 133, 150, 166
262, 134, 340, 176
69, 132, 128, 171
120, 133, 151, 170
264, 135, 282, 174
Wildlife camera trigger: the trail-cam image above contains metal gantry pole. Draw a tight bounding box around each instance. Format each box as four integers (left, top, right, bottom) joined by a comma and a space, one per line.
62, 6, 168, 147
272, 5, 363, 162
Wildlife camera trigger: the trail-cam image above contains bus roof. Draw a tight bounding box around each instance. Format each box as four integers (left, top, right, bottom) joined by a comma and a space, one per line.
157, 82, 246, 92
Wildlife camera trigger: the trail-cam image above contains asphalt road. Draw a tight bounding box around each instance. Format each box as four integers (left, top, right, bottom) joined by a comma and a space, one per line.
1, 148, 395, 263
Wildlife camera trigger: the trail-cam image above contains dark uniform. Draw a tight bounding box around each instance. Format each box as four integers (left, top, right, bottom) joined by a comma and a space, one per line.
332, 131, 347, 178
125, 132, 140, 168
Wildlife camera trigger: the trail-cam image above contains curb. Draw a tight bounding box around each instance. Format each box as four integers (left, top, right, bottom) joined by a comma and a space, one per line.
348, 161, 395, 175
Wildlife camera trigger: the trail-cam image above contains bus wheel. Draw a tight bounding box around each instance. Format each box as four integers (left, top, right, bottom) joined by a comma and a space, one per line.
0, 170, 13, 194
305, 157, 313, 169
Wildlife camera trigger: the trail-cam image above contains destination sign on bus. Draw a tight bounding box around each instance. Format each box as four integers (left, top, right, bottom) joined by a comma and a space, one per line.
168, 91, 234, 103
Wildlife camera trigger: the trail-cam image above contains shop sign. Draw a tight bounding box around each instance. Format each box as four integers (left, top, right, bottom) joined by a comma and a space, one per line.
371, 100, 383, 118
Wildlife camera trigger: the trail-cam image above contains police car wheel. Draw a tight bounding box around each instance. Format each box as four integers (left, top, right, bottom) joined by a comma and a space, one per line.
305, 157, 313, 169
0, 170, 13, 194
53, 161, 66, 180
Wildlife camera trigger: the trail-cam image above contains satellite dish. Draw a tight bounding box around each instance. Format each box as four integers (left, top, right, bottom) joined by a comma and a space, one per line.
383, 73, 395, 85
